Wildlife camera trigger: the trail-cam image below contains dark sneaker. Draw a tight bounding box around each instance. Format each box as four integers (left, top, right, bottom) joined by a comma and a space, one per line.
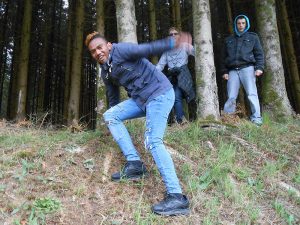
151, 193, 190, 216
111, 160, 148, 181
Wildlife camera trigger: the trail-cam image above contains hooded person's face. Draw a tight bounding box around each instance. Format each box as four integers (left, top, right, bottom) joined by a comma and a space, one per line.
88, 37, 112, 65
237, 18, 247, 33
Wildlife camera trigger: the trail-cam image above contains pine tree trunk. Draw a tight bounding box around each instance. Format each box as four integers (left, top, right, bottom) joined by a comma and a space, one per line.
38, 1, 52, 115
255, 0, 293, 117
96, 0, 105, 34
225, 0, 233, 34
63, 0, 74, 122
170, 0, 176, 26
95, 0, 107, 118
15, 0, 33, 121
115, 0, 137, 101
277, 0, 300, 112
115, 0, 137, 43
193, 0, 220, 119
7, 0, 23, 120
174, 0, 181, 30
148, 0, 158, 64
67, 0, 84, 125
54, 0, 64, 122
0, 1, 9, 115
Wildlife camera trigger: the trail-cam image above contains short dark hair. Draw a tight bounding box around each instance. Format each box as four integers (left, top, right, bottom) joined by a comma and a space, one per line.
236, 16, 247, 23
85, 31, 107, 47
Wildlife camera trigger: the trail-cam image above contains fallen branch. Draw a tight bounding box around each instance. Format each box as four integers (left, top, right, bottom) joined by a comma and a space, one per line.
39, 111, 49, 130
230, 134, 267, 159
102, 151, 113, 182
278, 181, 300, 198
165, 143, 197, 167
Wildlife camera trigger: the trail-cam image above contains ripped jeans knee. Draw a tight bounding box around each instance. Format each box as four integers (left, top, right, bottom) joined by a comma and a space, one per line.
144, 134, 163, 152
103, 109, 120, 126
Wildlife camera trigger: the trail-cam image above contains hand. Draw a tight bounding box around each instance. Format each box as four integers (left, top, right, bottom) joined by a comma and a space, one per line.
175, 32, 192, 49
255, 70, 263, 76
223, 74, 229, 80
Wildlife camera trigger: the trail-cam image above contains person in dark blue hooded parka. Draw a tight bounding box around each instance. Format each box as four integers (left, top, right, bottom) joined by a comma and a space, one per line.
221, 15, 265, 126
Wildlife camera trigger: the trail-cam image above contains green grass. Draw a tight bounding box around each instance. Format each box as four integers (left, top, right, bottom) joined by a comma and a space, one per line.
273, 200, 295, 225
0, 117, 299, 224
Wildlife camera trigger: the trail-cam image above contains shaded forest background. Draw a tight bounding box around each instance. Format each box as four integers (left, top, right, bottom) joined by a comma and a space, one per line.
0, 0, 300, 129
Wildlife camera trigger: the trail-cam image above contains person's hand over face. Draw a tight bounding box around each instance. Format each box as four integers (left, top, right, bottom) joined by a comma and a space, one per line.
175, 32, 192, 49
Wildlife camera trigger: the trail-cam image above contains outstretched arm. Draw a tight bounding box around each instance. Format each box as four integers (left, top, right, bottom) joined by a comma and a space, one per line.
117, 32, 193, 62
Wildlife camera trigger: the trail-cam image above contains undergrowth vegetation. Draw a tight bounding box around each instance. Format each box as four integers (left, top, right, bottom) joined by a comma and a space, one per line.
0, 116, 299, 224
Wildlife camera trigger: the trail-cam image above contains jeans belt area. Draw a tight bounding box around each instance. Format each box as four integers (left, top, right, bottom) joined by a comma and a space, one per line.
233, 64, 252, 70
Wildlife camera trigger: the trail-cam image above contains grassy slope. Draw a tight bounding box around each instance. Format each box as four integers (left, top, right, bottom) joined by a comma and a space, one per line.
0, 117, 299, 225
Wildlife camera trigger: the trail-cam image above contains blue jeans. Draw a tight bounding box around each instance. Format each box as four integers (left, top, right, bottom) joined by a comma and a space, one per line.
224, 66, 262, 123
103, 88, 182, 194
174, 85, 185, 122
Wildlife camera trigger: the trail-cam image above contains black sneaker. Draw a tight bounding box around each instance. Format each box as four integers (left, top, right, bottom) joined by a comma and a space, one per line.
111, 160, 148, 181
151, 193, 190, 216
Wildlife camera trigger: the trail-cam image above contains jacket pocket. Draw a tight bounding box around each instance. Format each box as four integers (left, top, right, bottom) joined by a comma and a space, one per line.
132, 77, 146, 90
243, 39, 254, 51
226, 40, 235, 55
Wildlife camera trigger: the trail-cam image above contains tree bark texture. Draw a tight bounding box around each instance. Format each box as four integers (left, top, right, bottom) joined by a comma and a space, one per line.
96, 0, 107, 117
255, 0, 293, 117
148, 0, 158, 64
0, 1, 9, 115
277, 0, 300, 112
16, 0, 33, 121
67, 0, 84, 125
63, 0, 74, 122
174, 0, 182, 30
96, 0, 105, 34
225, 0, 233, 35
193, 0, 220, 119
115, 0, 137, 43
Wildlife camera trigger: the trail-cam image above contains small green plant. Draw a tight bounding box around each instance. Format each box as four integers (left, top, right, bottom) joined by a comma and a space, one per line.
273, 200, 295, 225
82, 158, 95, 170
0, 184, 6, 192
14, 149, 36, 159
293, 165, 300, 184
74, 184, 86, 197
203, 197, 220, 225
13, 159, 36, 182
259, 161, 278, 180
245, 203, 260, 222
261, 112, 271, 126
33, 197, 61, 214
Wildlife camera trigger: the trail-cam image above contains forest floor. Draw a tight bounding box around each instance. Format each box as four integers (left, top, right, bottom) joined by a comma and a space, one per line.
0, 114, 300, 225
